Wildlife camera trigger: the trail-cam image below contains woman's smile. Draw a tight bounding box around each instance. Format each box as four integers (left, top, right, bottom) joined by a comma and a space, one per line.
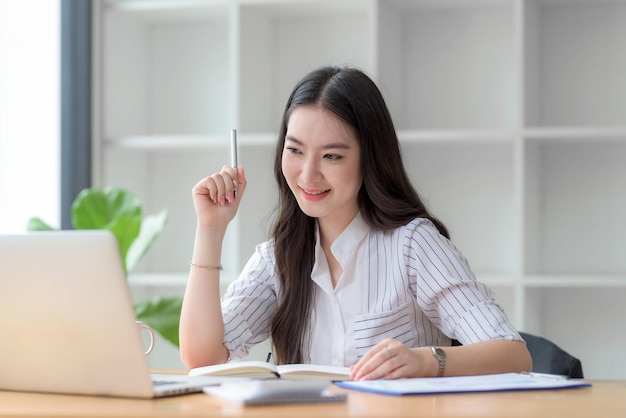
300, 187, 331, 201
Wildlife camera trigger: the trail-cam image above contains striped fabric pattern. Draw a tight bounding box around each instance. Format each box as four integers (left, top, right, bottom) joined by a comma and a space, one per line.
221, 213, 520, 365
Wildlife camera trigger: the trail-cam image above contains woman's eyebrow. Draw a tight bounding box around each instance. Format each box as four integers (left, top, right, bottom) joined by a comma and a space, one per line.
284, 135, 302, 145
285, 135, 351, 150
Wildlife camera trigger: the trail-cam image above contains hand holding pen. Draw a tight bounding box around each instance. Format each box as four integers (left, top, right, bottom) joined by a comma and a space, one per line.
191, 129, 246, 229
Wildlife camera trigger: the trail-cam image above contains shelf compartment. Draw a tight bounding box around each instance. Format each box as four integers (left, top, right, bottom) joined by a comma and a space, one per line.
523, 139, 626, 275
377, 0, 518, 130
524, 0, 626, 127
102, 3, 231, 138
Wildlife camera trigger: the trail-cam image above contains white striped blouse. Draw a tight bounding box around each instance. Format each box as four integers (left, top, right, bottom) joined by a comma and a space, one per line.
221, 212, 521, 366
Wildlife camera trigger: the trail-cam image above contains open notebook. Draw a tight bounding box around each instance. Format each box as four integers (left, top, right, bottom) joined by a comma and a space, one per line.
0, 231, 220, 398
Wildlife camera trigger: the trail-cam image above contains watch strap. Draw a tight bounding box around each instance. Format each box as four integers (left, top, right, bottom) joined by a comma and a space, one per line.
430, 346, 446, 377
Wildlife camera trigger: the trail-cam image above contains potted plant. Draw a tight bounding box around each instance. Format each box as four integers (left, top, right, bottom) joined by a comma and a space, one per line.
27, 186, 182, 347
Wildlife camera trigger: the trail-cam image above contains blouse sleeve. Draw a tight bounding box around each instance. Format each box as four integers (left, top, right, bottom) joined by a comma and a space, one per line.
405, 219, 522, 345
221, 241, 279, 360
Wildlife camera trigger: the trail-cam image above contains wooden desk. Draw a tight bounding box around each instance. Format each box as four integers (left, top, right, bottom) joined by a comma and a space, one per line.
1, 381, 625, 418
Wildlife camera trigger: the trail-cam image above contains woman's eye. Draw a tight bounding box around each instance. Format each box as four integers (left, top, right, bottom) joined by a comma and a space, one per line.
324, 153, 343, 161
285, 147, 302, 155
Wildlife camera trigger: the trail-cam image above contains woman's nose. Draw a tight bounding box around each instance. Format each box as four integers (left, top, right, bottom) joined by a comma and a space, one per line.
301, 157, 322, 182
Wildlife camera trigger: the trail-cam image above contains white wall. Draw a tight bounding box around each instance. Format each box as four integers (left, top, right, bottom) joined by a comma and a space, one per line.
0, 0, 60, 232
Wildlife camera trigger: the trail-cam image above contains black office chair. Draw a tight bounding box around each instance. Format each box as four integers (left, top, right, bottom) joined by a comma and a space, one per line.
520, 332, 584, 378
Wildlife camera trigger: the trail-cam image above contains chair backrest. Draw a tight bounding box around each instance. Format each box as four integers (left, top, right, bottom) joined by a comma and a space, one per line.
520, 332, 584, 378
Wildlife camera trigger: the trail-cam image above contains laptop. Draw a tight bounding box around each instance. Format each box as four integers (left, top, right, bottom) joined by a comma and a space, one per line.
0, 230, 221, 398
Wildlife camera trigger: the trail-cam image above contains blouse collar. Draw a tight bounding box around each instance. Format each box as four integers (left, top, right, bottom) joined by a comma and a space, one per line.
311, 212, 370, 285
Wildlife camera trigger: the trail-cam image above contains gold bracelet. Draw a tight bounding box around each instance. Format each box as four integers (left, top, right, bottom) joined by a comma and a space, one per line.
190, 262, 223, 271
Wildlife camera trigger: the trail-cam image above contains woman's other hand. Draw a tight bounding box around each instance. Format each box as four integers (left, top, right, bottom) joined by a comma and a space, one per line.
349, 338, 435, 380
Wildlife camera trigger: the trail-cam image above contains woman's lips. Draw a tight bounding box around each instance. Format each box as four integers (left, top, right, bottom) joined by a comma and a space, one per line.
300, 187, 330, 201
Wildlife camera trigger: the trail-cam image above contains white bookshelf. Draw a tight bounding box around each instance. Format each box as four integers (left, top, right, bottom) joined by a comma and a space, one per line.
93, 0, 626, 377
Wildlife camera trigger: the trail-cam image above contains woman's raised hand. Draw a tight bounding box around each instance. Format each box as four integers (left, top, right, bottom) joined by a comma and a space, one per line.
192, 165, 246, 229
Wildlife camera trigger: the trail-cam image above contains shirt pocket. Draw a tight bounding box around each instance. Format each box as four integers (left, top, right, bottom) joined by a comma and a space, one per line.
353, 303, 414, 359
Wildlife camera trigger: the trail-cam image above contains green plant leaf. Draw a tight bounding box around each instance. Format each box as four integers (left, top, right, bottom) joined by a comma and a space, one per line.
134, 295, 183, 347
71, 187, 145, 272
126, 209, 169, 273
106, 216, 142, 273
26, 217, 56, 231
72, 187, 142, 230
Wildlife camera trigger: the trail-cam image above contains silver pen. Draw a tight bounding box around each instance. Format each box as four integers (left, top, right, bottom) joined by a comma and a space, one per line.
230, 129, 238, 194
230, 129, 238, 169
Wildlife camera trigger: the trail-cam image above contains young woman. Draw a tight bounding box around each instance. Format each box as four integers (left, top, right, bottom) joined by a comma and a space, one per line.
179, 66, 531, 380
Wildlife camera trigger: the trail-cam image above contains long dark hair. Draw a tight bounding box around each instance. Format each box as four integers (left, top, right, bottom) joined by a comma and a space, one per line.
270, 66, 449, 364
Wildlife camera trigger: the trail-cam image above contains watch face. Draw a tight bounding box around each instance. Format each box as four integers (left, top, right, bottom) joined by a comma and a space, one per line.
434, 347, 446, 359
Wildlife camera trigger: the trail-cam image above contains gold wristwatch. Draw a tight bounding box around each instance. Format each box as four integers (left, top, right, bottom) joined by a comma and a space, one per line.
430, 346, 446, 377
